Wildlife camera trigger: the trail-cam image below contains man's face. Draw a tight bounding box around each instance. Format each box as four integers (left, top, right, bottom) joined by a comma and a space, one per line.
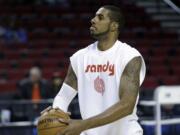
30, 73, 41, 83
90, 8, 112, 38
30, 69, 41, 83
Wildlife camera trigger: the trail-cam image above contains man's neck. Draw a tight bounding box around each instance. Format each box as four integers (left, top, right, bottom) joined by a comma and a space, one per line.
97, 37, 118, 51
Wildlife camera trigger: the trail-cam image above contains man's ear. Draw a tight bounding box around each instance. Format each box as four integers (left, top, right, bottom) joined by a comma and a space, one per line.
111, 22, 119, 31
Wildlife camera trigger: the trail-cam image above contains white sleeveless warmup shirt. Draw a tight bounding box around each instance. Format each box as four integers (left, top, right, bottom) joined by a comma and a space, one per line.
70, 40, 146, 135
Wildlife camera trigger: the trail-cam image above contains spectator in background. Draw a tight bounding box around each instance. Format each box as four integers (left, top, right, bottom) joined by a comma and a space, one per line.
2, 0, 36, 6
0, 17, 27, 44
14, 20, 28, 43
50, 72, 63, 98
3, 17, 16, 43
0, 21, 6, 41
18, 67, 51, 100
41, 0, 69, 7
161, 105, 175, 119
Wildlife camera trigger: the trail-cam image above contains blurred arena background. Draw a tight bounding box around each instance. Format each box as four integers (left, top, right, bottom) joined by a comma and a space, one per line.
0, 0, 179, 135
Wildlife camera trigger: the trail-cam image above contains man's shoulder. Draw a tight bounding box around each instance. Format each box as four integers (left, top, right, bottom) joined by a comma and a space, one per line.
19, 78, 31, 86
115, 41, 143, 60
120, 41, 140, 54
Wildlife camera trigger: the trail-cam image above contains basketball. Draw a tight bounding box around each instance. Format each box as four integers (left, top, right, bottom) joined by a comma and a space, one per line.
37, 108, 70, 135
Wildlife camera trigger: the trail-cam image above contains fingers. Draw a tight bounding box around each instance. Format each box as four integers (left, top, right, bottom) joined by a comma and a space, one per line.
40, 106, 52, 115
58, 118, 70, 124
67, 112, 71, 115
54, 107, 71, 116
54, 107, 60, 110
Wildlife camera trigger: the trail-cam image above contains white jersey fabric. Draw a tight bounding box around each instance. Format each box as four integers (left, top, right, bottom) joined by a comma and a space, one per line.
70, 40, 146, 135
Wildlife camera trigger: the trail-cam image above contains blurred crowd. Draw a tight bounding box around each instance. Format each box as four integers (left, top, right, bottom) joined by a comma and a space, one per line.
0, 17, 27, 44
16, 66, 62, 100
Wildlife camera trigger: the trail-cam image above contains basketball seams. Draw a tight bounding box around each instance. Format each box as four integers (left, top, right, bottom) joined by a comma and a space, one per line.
37, 109, 70, 135
42, 112, 70, 119
38, 125, 67, 131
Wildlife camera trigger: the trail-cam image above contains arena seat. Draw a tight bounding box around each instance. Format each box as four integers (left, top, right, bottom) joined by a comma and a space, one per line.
0, 81, 17, 92
142, 76, 158, 89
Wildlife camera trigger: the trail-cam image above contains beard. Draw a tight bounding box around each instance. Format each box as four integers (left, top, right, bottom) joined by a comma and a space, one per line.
90, 27, 110, 40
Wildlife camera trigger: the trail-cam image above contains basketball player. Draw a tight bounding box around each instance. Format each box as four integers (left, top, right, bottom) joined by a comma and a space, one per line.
52, 5, 146, 135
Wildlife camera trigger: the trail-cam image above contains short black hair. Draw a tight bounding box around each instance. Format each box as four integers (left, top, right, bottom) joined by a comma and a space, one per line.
102, 5, 125, 31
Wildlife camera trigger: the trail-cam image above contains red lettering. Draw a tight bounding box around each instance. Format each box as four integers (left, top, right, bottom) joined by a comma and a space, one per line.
109, 65, 114, 76
85, 65, 90, 72
103, 61, 109, 72
91, 65, 96, 72
85, 61, 115, 76
97, 65, 103, 72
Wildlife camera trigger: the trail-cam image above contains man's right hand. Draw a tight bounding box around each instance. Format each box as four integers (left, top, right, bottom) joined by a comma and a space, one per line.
40, 106, 52, 115
40, 106, 71, 116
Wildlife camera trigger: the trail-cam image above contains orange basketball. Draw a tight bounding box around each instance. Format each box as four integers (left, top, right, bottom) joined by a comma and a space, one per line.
37, 108, 70, 135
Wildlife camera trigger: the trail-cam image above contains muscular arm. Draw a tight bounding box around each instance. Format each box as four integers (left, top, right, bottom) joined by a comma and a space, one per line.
52, 63, 77, 111
64, 64, 77, 90
82, 56, 142, 129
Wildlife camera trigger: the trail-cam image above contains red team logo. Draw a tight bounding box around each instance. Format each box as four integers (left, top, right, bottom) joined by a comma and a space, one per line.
94, 76, 105, 95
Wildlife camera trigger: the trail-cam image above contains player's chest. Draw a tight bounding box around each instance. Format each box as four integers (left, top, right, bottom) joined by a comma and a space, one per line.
81, 54, 121, 77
